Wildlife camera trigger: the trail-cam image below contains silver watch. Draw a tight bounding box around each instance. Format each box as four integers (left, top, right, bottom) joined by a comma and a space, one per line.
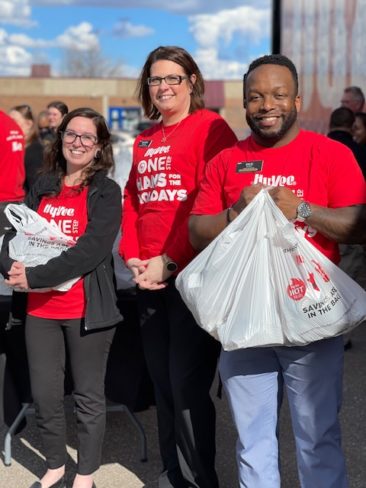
296, 201, 312, 222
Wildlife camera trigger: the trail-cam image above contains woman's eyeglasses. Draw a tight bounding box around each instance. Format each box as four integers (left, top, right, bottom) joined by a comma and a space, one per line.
62, 130, 98, 147
147, 75, 188, 86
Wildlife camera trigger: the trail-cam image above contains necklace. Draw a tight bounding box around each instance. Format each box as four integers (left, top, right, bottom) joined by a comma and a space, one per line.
161, 120, 183, 143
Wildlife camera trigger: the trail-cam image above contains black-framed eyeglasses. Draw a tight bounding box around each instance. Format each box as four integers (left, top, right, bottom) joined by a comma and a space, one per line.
62, 130, 98, 147
147, 75, 188, 86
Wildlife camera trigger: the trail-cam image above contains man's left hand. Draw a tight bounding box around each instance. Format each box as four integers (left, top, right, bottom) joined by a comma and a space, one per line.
268, 186, 302, 220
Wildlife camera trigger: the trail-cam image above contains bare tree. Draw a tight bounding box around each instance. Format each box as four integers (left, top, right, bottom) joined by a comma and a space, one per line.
61, 47, 124, 78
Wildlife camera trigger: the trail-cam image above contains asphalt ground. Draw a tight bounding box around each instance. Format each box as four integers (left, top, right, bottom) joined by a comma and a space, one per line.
1, 323, 366, 488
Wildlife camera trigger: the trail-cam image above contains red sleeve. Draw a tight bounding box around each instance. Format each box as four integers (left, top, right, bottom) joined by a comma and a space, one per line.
325, 141, 366, 207
164, 118, 237, 268
119, 162, 140, 262
191, 150, 229, 216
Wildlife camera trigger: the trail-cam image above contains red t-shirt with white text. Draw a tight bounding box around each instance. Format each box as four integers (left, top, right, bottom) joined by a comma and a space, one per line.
192, 130, 366, 263
27, 184, 88, 318
0, 111, 25, 202
120, 109, 238, 269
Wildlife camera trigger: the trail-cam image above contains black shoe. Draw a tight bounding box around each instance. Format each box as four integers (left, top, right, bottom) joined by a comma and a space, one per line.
29, 476, 66, 488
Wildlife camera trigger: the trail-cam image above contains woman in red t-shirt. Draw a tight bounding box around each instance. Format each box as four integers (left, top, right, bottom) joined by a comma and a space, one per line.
120, 46, 237, 488
1, 107, 122, 488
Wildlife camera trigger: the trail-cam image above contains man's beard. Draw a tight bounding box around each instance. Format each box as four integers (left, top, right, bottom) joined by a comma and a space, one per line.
246, 107, 298, 143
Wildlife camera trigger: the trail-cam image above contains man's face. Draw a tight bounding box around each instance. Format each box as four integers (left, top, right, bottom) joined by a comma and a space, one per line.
340, 92, 363, 113
244, 64, 300, 146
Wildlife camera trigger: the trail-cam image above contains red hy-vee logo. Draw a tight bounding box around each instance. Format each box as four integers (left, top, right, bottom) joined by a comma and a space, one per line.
253, 174, 297, 186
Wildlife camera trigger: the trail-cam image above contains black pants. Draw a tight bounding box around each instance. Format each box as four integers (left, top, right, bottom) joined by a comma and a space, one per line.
137, 281, 220, 488
25, 315, 115, 474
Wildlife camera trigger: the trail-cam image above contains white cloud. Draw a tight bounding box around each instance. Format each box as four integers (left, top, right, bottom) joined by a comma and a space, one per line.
189, 6, 269, 47
112, 19, 154, 38
56, 22, 99, 51
8, 32, 51, 48
0, 45, 32, 75
188, 5, 270, 79
0, 0, 34, 27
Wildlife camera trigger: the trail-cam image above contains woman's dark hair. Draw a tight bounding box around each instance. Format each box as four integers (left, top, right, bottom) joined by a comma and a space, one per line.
137, 45, 205, 120
43, 107, 115, 190
47, 100, 69, 117
10, 104, 39, 145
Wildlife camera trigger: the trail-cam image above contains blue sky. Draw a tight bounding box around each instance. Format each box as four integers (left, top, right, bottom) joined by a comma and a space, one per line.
0, 0, 271, 79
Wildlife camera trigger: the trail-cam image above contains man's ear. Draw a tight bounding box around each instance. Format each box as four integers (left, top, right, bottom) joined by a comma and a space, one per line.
243, 98, 247, 109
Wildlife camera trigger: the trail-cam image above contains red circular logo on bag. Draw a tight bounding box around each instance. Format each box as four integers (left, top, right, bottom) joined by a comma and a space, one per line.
287, 278, 306, 301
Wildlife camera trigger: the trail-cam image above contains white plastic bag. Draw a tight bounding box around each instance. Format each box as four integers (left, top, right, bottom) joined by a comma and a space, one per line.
176, 190, 366, 350
5, 204, 79, 292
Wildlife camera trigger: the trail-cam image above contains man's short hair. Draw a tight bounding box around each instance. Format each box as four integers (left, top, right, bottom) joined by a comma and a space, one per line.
244, 54, 299, 95
343, 86, 365, 106
329, 107, 355, 130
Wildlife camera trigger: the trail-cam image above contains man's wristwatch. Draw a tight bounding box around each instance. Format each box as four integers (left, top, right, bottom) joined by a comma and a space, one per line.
163, 255, 178, 273
296, 201, 312, 222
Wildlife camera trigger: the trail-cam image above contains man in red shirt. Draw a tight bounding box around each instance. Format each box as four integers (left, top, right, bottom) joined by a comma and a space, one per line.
189, 54, 366, 488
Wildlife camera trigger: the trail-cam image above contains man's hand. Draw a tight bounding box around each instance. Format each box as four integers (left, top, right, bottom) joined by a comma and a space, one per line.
232, 184, 265, 215
268, 186, 302, 220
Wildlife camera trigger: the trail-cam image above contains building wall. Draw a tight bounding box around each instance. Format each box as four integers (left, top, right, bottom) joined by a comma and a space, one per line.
0, 76, 245, 136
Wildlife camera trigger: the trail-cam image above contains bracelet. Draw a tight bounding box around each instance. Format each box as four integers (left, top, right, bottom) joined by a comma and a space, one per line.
226, 207, 233, 225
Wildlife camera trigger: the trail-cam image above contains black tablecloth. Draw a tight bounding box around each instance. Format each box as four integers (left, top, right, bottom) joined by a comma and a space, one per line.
0, 289, 155, 433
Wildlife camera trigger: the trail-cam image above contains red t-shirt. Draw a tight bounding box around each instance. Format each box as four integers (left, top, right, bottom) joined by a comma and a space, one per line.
119, 109, 238, 269
192, 130, 366, 263
0, 111, 25, 202
27, 184, 88, 319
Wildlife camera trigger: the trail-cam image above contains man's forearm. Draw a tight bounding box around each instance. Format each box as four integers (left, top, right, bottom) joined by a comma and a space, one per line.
189, 211, 228, 250
305, 204, 366, 243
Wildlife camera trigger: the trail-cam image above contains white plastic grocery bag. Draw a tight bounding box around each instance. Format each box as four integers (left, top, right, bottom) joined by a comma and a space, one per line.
5, 203, 78, 292
176, 190, 366, 350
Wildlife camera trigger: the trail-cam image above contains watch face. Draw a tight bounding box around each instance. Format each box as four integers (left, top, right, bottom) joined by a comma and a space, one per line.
166, 261, 178, 272
297, 201, 312, 220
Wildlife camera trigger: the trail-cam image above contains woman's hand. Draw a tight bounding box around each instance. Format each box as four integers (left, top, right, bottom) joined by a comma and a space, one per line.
126, 257, 149, 280
134, 255, 173, 290
5, 261, 29, 290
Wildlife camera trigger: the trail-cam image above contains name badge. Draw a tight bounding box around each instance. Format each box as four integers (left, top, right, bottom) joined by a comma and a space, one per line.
138, 140, 152, 148
236, 160, 263, 173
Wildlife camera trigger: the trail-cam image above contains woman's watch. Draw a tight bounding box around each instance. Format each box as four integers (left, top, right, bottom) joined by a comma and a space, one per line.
163, 254, 178, 272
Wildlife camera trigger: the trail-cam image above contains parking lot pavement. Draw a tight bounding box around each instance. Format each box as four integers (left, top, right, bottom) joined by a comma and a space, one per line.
1, 324, 366, 487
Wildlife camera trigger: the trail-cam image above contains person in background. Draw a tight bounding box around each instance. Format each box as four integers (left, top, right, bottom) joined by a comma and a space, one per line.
0, 107, 122, 488
47, 101, 69, 142
353, 112, 366, 146
189, 54, 366, 488
37, 109, 55, 147
119, 45, 238, 488
327, 106, 366, 177
328, 107, 366, 350
0, 105, 25, 432
340, 86, 365, 113
9, 104, 45, 192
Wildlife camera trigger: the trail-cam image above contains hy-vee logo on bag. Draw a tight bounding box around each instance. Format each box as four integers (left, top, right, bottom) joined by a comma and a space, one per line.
252, 174, 297, 187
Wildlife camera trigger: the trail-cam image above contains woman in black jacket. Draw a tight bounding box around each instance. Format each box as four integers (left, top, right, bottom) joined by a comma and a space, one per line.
1, 107, 122, 488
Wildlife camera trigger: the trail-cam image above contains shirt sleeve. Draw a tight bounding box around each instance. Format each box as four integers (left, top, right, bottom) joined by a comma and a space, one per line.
191, 150, 229, 216
119, 161, 141, 262
164, 119, 237, 269
325, 141, 366, 207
